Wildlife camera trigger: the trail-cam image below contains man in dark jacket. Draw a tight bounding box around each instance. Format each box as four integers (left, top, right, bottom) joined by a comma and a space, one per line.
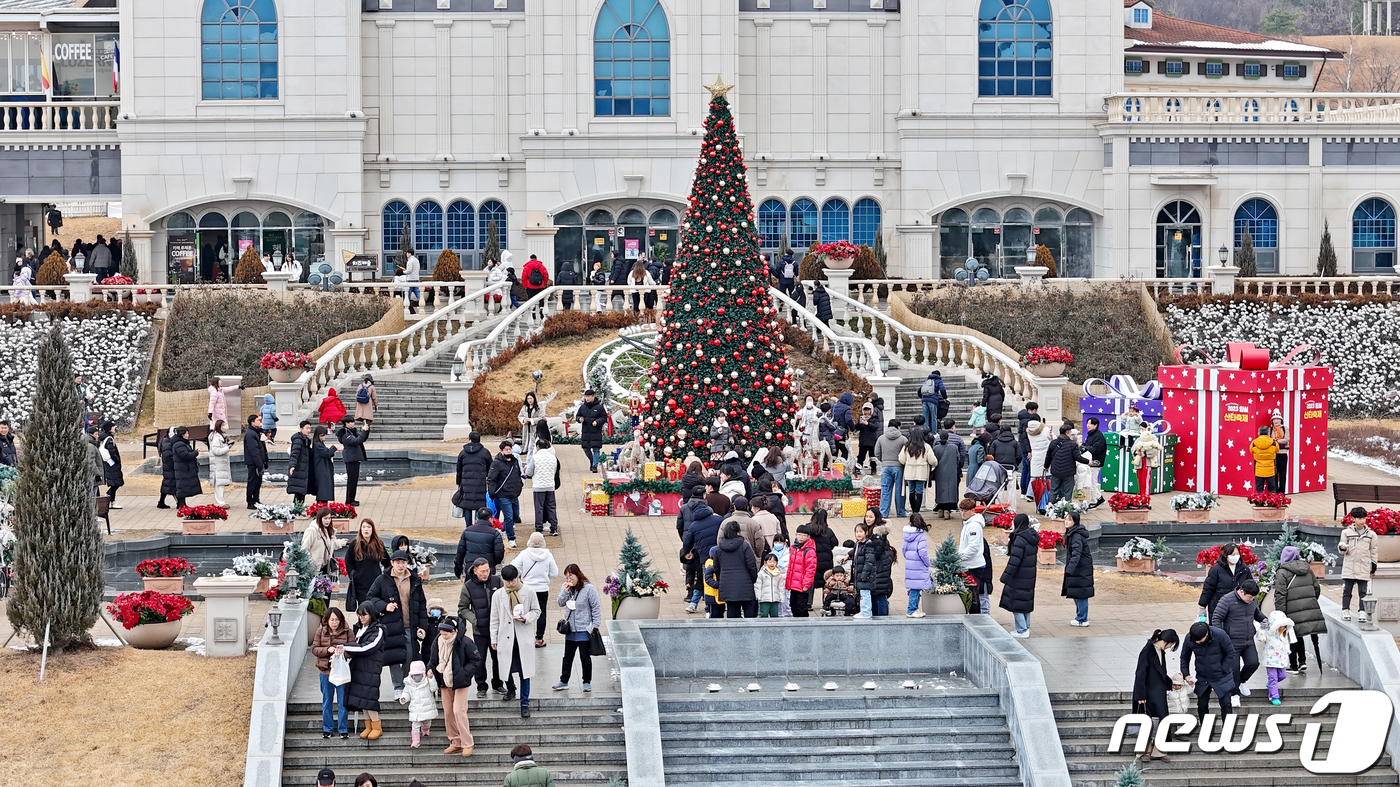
1043, 425, 1089, 504
453, 432, 494, 516
1016, 401, 1038, 497
941, 418, 968, 477
455, 557, 505, 697
608, 252, 630, 308
0, 421, 16, 466
557, 264, 577, 309
830, 392, 855, 459
777, 251, 797, 297
813, 281, 833, 325
1061, 514, 1094, 626
988, 426, 1023, 470
1210, 580, 1265, 697
368, 550, 430, 698
576, 390, 608, 473
486, 441, 525, 547
286, 420, 315, 505
1082, 417, 1108, 509
919, 371, 948, 429
681, 502, 723, 613
1181, 621, 1239, 721
243, 414, 268, 508
676, 484, 707, 540
454, 507, 506, 578
337, 416, 369, 507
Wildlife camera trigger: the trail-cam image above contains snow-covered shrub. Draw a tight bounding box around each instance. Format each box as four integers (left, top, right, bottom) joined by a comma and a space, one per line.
0, 312, 152, 426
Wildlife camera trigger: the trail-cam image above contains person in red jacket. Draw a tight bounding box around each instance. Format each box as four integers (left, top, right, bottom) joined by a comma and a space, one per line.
786, 530, 818, 617
521, 254, 550, 304
318, 387, 348, 426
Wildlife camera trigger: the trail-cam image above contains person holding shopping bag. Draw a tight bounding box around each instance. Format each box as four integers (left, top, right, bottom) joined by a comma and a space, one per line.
553, 564, 602, 692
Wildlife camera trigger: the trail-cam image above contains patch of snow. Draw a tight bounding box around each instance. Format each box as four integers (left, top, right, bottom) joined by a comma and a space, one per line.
183, 637, 206, 656
266, 473, 288, 482
94, 637, 123, 647
1330, 448, 1400, 478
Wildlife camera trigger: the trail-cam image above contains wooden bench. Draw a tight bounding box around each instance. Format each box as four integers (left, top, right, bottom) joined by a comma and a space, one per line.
142, 423, 212, 458
1334, 482, 1400, 519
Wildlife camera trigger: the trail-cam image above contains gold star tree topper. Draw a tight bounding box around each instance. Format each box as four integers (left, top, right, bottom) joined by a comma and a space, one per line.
704, 75, 734, 99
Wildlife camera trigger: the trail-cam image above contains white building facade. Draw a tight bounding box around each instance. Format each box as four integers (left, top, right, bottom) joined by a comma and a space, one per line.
8, 0, 1397, 281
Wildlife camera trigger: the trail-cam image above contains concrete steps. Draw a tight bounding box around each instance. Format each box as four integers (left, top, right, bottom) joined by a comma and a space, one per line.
657, 688, 1021, 786
1049, 687, 1399, 787
357, 379, 447, 441
893, 373, 982, 427
280, 695, 625, 787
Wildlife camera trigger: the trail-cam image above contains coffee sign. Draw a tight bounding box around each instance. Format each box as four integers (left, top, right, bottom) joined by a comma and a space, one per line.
52, 41, 93, 64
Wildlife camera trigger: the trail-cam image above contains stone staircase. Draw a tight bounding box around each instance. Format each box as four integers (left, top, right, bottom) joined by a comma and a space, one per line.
281, 693, 626, 786
359, 378, 448, 441
657, 683, 1022, 787
893, 371, 984, 428
1051, 685, 1399, 787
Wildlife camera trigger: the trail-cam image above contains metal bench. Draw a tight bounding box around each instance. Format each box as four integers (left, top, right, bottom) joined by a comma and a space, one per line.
1333, 482, 1400, 519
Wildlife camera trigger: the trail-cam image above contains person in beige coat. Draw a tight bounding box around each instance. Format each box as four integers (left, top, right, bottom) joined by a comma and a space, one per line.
490, 564, 542, 717
898, 430, 935, 514
354, 374, 378, 425
1339, 506, 1380, 622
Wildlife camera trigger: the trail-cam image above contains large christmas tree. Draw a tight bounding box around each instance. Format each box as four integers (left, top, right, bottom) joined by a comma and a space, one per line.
639, 78, 796, 461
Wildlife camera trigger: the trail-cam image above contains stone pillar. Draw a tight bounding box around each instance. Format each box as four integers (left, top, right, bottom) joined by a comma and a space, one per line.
810, 19, 829, 161
523, 223, 558, 275
898, 0, 919, 116
823, 268, 854, 320
345, 0, 363, 114
127, 229, 155, 284
269, 379, 306, 426
1031, 375, 1070, 426
434, 18, 455, 161
1014, 265, 1049, 285
376, 19, 396, 161
63, 272, 97, 302
868, 376, 900, 429
328, 227, 367, 275
215, 375, 244, 433
1208, 264, 1239, 295
492, 18, 512, 161
193, 575, 261, 657
867, 18, 887, 161
754, 19, 773, 159
443, 379, 473, 441
262, 270, 293, 295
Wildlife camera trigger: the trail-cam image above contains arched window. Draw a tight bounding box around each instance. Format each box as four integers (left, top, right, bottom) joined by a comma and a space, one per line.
446, 201, 475, 252
939, 208, 971, 279
1002, 208, 1032, 268
853, 198, 881, 247
820, 199, 850, 243
479, 200, 508, 250
1156, 201, 1202, 278
586, 209, 614, 226
758, 199, 787, 249
1063, 208, 1094, 277
382, 200, 410, 257
594, 0, 670, 117
553, 210, 583, 276
649, 209, 677, 226
1353, 198, 1397, 272
977, 0, 1052, 97
619, 208, 646, 226
1234, 199, 1278, 273
200, 0, 278, 100
789, 199, 818, 249
414, 201, 443, 251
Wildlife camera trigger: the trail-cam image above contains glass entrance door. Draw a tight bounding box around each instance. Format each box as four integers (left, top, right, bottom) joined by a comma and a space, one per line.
1156, 202, 1202, 278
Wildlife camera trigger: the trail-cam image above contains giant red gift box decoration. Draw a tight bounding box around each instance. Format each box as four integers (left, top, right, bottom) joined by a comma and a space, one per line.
1158, 343, 1331, 497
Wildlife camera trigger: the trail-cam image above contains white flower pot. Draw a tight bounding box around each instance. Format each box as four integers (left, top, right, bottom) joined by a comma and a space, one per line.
614, 596, 661, 620
920, 593, 967, 615
123, 619, 183, 650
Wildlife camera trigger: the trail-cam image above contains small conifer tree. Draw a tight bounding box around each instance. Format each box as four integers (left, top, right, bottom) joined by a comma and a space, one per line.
484, 220, 501, 266
1317, 221, 1338, 277
233, 245, 265, 284
119, 231, 137, 280
1236, 231, 1257, 278
1035, 244, 1058, 278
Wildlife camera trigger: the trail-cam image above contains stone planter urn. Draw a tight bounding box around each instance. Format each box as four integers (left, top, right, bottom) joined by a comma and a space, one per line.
1026, 362, 1065, 378
1309, 562, 1326, 579
920, 593, 967, 615
268, 368, 299, 383
261, 517, 295, 536
124, 619, 184, 650
1378, 535, 1400, 564
613, 596, 662, 620
985, 527, 1007, 546
182, 518, 217, 535
1037, 547, 1058, 566
821, 254, 855, 271
1175, 509, 1210, 524
1252, 506, 1287, 523
1114, 509, 1152, 525
142, 576, 186, 595
330, 518, 354, 535
1116, 557, 1156, 574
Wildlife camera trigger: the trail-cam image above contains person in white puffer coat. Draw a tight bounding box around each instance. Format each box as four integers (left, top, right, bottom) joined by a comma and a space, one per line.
398, 660, 438, 749
526, 439, 559, 536
511, 531, 560, 649
1026, 419, 1051, 503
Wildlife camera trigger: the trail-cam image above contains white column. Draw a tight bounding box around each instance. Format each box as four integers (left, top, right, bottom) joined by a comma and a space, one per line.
192, 576, 261, 657
443, 380, 473, 440
1032, 376, 1069, 426
869, 377, 900, 429
493, 18, 512, 160
754, 19, 773, 160
328, 227, 367, 264
434, 19, 454, 161
376, 20, 396, 161
262, 270, 292, 295
823, 268, 853, 318
63, 273, 97, 302
346, 0, 363, 113
867, 19, 887, 160
128, 229, 154, 284
525, 0, 545, 131
899, 0, 919, 116
562, 1, 577, 129
269, 379, 306, 425
811, 19, 829, 160
896, 226, 935, 279
524, 225, 558, 272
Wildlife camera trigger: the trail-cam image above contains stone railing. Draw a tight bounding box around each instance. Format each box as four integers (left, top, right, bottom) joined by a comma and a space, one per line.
0, 100, 119, 133
1235, 275, 1400, 296
1106, 92, 1400, 124
243, 600, 309, 787
770, 287, 883, 377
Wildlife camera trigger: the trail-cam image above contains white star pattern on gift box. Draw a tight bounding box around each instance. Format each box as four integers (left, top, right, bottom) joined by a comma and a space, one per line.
1226, 439, 1234, 448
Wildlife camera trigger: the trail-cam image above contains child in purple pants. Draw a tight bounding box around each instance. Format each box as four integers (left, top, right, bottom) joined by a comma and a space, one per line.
1262, 610, 1296, 706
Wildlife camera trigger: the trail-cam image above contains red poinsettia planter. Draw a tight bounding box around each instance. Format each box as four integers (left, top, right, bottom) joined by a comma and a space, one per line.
1248, 492, 1291, 522
178, 504, 227, 535
306, 502, 357, 533
136, 558, 196, 595
1109, 492, 1152, 524
107, 591, 194, 649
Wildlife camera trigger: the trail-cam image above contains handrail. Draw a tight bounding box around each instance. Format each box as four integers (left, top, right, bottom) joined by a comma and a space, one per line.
827, 288, 1040, 400
292, 280, 513, 410
768, 287, 882, 377
1106, 92, 1400, 124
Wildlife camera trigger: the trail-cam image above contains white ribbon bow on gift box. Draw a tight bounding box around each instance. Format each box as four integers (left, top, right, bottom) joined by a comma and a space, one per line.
1081, 374, 1163, 401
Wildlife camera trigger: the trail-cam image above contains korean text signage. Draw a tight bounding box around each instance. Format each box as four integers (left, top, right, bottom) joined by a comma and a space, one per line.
1108, 690, 1394, 774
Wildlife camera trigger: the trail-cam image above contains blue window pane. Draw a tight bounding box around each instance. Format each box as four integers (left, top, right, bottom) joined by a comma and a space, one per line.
596, 98, 613, 115
1034, 22, 1051, 39
652, 60, 669, 77
241, 24, 257, 41
1016, 23, 1031, 39
654, 79, 669, 97
260, 62, 277, 79
222, 26, 239, 42
260, 43, 276, 60
653, 42, 669, 58
1016, 59, 1032, 77
242, 81, 258, 98
1016, 41, 1032, 59
202, 0, 224, 22
632, 42, 648, 59
241, 62, 258, 79
220, 61, 238, 79
203, 63, 219, 79
222, 81, 239, 99
633, 98, 650, 115
595, 79, 613, 97
612, 41, 630, 59
260, 81, 277, 98
979, 78, 995, 95
203, 44, 220, 60
1016, 79, 1032, 95
979, 42, 995, 58
1034, 79, 1052, 96
615, 80, 631, 97
998, 60, 1014, 76
1026, 0, 1050, 15
998, 79, 1014, 94
979, 60, 995, 77
203, 81, 221, 99
853, 199, 881, 247
241, 43, 258, 60
979, 23, 994, 39
1035, 41, 1052, 58
595, 42, 611, 58
614, 98, 631, 115
260, 24, 276, 41
596, 61, 612, 78
614, 61, 631, 78
1034, 60, 1051, 76
203, 25, 219, 41
651, 98, 668, 116
250, 0, 274, 20
447, 202, 476, 251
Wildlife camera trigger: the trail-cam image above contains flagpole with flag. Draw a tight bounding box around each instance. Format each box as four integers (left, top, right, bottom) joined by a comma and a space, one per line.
113, 41, 120, 94
40, 44, 50, 91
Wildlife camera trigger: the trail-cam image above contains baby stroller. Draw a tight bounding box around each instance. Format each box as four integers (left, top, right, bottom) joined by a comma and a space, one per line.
966, 460, 1014, 511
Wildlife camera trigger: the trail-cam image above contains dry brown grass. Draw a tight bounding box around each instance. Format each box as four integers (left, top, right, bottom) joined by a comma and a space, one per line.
0, 647, 254, 787
45, 216, 121, 246
1332, 419, 1400, 469
478, 330, 617, 413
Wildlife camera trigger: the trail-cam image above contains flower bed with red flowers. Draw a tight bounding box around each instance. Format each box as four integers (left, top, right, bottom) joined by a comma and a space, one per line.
989, 511, 1015, 529
1023, 346, 1075, 365
1247, 491, 1292, 509
1197, 543, 1258, 567
812, 240, 859, 261
1109, 492, 1152, 512
176, 504, 228, 521
306, 501, 357, 519
1342, 507, 1400, 535
259, 350, 315, 371
135, 557, 197, 578
107, 590, 195, 629
1038, 530, 1064, 550
98, 274, 133, 286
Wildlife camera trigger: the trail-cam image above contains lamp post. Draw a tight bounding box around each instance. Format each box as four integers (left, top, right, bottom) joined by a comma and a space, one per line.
1363, 598, 1380, 631
532, 369, 543, 396
265, 609, 284, 646
1218, 243, 1230, 266
1027, 244, 1038, 265
73, 250, 86, 272
879, 353, 891, 375
451, 358, 465, 382
272, 250, 284, 271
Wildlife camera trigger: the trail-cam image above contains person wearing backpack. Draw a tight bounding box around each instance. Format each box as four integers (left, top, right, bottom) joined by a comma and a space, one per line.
521, 254, 550, 304
777, 252, 797, 298
354, 374, 377, 426
628, 260, 656, 312
919, 372, 948, 432
557, 263, 577, 310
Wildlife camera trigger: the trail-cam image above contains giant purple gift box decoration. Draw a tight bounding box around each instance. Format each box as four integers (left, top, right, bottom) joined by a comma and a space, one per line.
1079, 375, 1164, 425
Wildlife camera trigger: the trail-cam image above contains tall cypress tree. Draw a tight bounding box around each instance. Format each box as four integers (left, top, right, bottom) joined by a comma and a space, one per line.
640, 79, 797, 460
119, 231, 137, 280
6, 328, 104, 650
1317, 221, 1338, 277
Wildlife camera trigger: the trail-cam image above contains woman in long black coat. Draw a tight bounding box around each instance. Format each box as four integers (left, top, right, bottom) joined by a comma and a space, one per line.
344, 519, 389, 612
714, 521, 759, 618
286, 424, 314, 502
981, 374, 1006, 422
99, 421, 123, 506
157, 427, 178, 508
1197, 543, 1250, 620
1131, 628, 1180, 763
367, 554, 430, 694
999, 514, 1038, 636
310, 426, 338, 503
170, 427, 203, 507
341, 599, 387, 740
1061, 513, 1095, 625
812, 282, 833, 325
